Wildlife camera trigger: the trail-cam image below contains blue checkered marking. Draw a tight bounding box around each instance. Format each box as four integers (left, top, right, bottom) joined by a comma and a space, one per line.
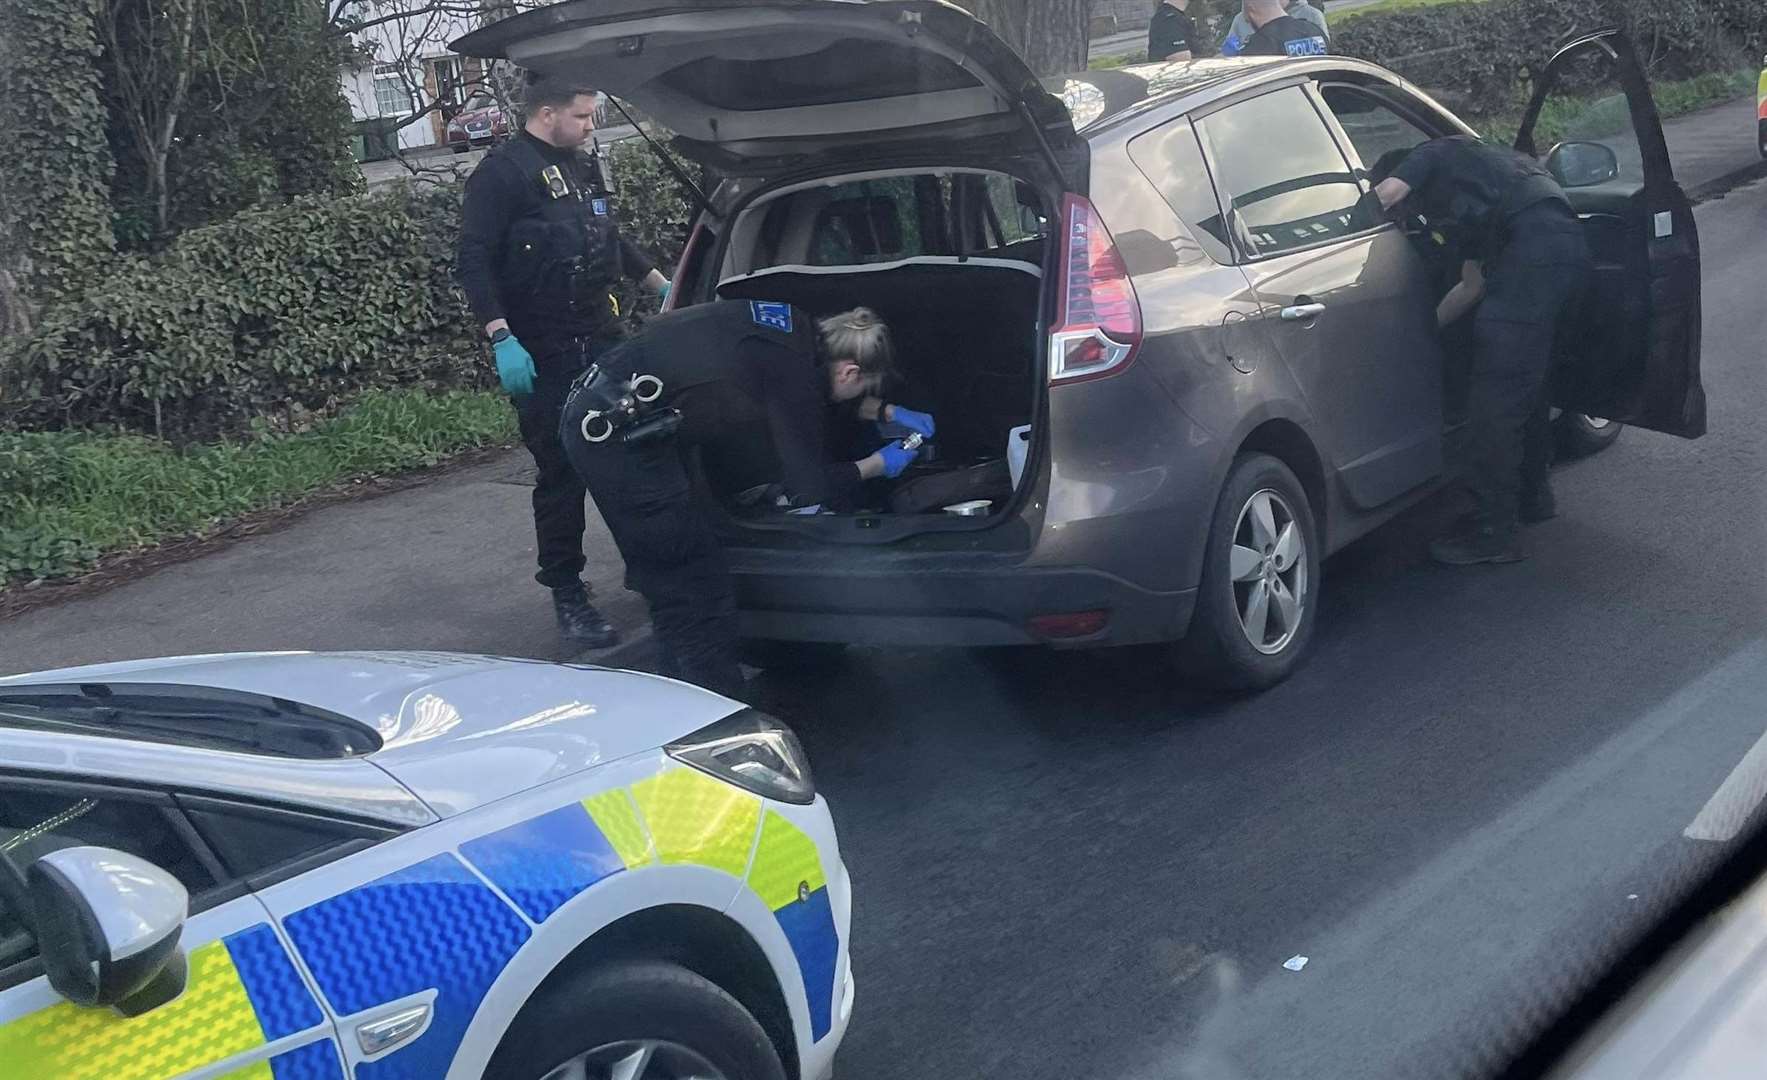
460, 803, 625, 923
750, 300, 793, 333
774, 886, 839, 1041
282, 853, 531, 1080
224, 923, 324, 1041
270, 1038, 346, 1080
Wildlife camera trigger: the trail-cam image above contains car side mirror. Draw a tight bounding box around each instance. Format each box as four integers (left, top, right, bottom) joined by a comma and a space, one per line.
1545, 141, 1620, 188
28, 846, 188, 1015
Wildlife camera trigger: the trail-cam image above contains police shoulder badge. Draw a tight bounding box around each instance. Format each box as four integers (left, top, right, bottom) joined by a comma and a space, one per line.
750, 301, 794, 333
591, 197, 609, 216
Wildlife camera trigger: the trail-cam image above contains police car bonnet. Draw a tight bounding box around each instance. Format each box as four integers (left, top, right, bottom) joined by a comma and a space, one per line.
449, 0, 1078, 168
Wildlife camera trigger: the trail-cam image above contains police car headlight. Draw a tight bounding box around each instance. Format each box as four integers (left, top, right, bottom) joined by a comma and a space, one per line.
666, 708, 815, 805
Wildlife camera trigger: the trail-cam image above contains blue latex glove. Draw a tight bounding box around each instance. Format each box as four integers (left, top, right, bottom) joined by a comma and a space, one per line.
493, 334, 536, 397
888, 406, 936, 438
877, 440, 920, 479
1221, 32, 1244, 56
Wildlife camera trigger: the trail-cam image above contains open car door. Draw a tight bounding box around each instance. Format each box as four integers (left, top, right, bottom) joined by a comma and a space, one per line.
1515, 29, 1704, 438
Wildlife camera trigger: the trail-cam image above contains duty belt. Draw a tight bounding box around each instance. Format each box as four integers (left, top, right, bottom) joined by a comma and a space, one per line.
568, 364, 682, 446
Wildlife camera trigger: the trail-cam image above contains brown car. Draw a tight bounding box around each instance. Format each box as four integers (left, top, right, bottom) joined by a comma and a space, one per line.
454, 7, 1704, 690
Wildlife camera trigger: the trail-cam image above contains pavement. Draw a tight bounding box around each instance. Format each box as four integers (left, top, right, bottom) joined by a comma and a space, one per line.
4, 91, 1766, 1080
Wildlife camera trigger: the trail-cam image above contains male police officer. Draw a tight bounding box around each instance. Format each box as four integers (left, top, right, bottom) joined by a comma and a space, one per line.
1374, 135, 1591, 565
456, 73, 668, 647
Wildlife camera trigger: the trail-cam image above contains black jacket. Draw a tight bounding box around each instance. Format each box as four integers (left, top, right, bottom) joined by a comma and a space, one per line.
1148, 3, 1199, 60
1242, 14, 1329, 57
605, 300, 862, 508
1388, 135, 1570, 260
456, 132, 655, 353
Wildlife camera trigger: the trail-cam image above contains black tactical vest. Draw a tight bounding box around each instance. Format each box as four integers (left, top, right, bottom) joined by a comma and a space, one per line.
497, 137, 625, 340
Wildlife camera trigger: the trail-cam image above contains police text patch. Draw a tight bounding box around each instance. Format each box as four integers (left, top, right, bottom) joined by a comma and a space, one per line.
750, 301, 793, 333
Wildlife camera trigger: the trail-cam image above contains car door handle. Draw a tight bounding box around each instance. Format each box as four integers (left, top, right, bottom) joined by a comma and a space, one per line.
1280, 303, 1326, 320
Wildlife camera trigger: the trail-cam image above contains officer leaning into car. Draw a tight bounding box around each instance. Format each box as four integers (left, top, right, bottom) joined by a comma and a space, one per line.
1372, 135, 1592, 566
556, 301, 932, 699
456, 71, 669, 649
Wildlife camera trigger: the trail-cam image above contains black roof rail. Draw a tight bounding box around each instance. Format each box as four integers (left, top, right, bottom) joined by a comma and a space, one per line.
0, 682, 383, 760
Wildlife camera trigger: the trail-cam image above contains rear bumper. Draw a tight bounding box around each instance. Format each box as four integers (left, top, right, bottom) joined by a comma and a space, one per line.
729, 556, 1196, 648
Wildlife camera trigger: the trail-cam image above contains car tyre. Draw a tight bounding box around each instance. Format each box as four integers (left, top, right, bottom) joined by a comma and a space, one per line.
1177, 453, 1319, 691
738, 638, 848, 671
1554, 412, 1623, 459
486, 960, 787, 1080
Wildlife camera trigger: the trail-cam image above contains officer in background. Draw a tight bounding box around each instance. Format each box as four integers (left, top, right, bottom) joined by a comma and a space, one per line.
1373, 135, 1591, 566
456, 72, 669, 649
558, 302, 931, 698
1222, 0, 1327, 56
1148, 0, 1201, 61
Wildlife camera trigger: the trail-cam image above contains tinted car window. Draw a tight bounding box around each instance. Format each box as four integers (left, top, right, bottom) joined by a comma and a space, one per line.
0, 787, 218, 971
1197, 86, 1366, 258
1129, 117, 1235, 265
1319, 84, 1436, 174
809, 177, 923, 265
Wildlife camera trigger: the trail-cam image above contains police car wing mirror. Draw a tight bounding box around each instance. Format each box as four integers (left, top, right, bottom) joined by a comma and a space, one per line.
27, 846, 189, 1015
1545, 141, 1620, 188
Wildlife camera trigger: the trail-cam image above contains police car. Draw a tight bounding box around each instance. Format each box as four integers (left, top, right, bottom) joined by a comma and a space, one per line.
0, 652, 853, 1080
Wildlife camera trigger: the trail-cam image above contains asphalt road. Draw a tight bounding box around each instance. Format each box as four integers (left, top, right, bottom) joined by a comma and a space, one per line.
737, 176, 1767, 1079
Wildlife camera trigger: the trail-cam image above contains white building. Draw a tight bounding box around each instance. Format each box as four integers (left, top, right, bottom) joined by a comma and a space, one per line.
336, 1, 495, 153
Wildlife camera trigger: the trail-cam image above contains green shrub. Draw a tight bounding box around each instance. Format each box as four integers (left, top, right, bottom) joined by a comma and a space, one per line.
0, 183, 483, 440
1334, 0, 1767, 121
606, 136, 699, 324
0, 388, 515, 583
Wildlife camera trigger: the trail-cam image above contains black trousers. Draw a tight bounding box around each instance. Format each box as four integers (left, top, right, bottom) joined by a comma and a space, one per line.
1465, 204, 1591, 532
557, 387, 744, 699
513, 339, 607, 590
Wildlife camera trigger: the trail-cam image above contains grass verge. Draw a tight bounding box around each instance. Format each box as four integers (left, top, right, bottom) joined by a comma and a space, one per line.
0, 388, 517, 585
1480, 68, 1759, 146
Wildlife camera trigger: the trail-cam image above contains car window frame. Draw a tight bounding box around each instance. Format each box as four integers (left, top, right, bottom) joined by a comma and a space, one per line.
0, 774, 238, 991
0, 770, 398, 992
1188, 78, 1394, 265
1312, 79, 1447, 179
1126, 113, 1236, 267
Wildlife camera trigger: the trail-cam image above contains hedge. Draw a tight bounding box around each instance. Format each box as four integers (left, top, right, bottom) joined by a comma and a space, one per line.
0, 137, 696, 442
1335, 0, 1767, 120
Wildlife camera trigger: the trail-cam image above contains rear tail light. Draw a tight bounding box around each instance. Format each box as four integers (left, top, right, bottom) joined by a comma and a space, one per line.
1048, 193, 1142, 386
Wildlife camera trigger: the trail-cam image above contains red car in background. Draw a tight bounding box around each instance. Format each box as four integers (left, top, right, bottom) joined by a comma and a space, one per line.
446, 93, 511, 152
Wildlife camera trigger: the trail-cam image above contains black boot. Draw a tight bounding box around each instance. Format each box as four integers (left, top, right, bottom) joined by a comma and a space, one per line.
552, 583, 620, 649
1519, 479, 1558, 524
1430, 523, 1524, 566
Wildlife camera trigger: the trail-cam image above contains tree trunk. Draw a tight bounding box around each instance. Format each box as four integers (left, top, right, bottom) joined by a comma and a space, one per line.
957, 0, 1092, 77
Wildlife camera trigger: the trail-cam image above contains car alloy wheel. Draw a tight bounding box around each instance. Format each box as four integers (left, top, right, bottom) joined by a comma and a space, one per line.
541, 1039, 729, 1080
1229, 488, 1309, 656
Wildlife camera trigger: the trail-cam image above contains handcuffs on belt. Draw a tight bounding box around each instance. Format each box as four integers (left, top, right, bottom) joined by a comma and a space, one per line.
571, 364, 682, 446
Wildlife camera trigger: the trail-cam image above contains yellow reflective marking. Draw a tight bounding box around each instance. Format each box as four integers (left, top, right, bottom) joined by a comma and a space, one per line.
748, 810, 827, 911
214, 1059, 275, 1080
0, 939, 265, 1080
583, 788, 654, 869
630, 767, 759, 878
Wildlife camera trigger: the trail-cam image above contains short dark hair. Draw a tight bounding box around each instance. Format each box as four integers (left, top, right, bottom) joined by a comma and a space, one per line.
523, 71, 598, 113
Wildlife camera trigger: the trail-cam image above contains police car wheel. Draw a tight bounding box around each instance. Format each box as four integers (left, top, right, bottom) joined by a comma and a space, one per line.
489, 961, 787, 1080
1554, 412, 1624, 459
737, 639, 847, 671
1177, 453, 1319, 691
